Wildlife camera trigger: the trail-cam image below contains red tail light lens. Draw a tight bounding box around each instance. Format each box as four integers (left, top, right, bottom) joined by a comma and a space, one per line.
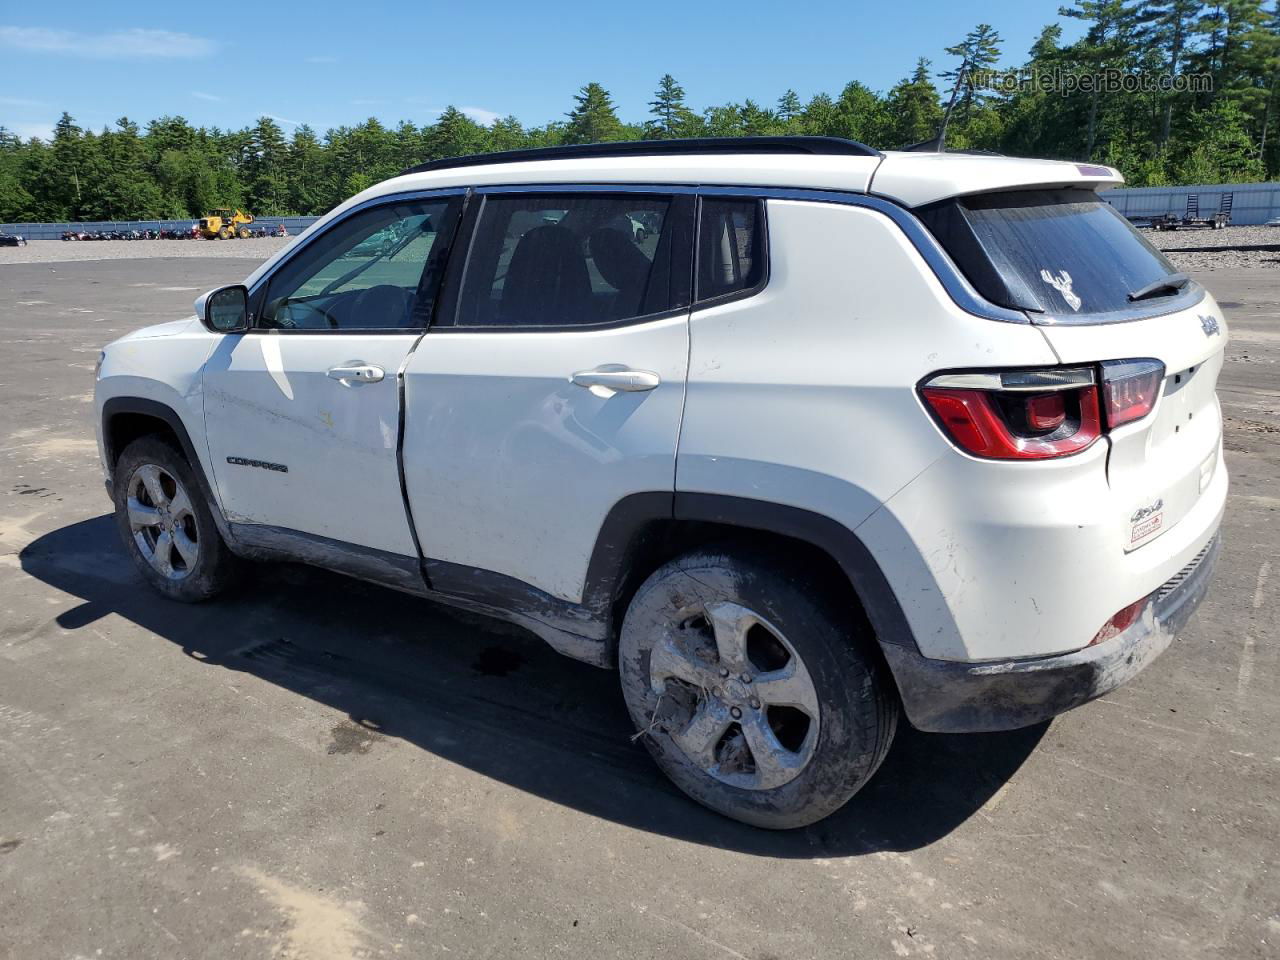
920, 368, 1102, 460
1100, 359, 1164, 428
1089, 594, 1151, 646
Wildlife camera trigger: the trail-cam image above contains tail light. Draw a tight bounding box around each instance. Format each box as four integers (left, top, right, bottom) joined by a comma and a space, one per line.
1100, 359, 1164, 428
920, 368, 1102, 460
921, 359, 1166, 461
1089, 593, 1152, 645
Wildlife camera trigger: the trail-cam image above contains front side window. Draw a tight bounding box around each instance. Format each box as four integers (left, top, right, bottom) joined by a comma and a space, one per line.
259, 196, 462, 330
454, 194, 686, 328
917, 189, 1180, 318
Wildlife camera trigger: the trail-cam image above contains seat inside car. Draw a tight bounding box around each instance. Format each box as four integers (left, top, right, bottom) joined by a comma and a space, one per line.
501, 224, 591, 325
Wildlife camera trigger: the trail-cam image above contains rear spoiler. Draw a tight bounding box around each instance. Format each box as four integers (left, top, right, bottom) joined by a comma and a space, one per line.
869, 152, 1124, 208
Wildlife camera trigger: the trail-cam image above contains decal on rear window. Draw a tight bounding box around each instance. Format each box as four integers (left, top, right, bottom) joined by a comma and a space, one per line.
1039, 268, 1082, 312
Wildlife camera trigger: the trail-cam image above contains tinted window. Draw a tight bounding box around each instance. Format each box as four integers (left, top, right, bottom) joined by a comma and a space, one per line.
260, 196, 461, 330
455, 194, 683, 328
918, 189, 1178, 317
697, 199, 764, 302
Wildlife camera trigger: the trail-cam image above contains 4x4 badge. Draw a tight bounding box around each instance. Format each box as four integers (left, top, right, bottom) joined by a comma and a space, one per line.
1199, 314, 1220, 337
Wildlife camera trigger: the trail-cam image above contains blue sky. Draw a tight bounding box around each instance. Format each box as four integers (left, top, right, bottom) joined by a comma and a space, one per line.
1, 1, 1084, 141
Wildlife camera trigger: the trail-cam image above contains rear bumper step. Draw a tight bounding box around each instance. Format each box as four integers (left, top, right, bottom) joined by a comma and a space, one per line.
884, 531, 1222, 733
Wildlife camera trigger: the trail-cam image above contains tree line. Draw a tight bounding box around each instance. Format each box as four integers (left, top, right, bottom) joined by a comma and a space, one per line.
4, 1, 1280, 223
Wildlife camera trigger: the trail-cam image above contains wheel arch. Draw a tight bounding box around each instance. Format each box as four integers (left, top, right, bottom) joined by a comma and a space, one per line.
102, 397, 227, 534
582, 492, 921, 664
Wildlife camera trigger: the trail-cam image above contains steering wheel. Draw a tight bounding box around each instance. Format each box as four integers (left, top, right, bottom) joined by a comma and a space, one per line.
352, 285, 413, 327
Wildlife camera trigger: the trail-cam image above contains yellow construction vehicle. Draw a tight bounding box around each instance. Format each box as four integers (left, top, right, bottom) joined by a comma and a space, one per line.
198, 209, 255, 240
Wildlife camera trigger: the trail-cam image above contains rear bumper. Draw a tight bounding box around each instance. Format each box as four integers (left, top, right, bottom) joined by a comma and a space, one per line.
884, 530, 1221, 733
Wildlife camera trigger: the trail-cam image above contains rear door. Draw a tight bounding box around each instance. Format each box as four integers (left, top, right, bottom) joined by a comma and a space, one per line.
401, 188, 694, 603
202, 192, 463, 556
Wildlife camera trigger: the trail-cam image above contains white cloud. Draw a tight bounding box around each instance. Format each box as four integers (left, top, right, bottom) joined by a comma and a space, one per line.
460, 106, 501, 125
0, 26, 215, 59
264, 113, 302, 128
191, 91, 222, 102
6, 121, 54, 141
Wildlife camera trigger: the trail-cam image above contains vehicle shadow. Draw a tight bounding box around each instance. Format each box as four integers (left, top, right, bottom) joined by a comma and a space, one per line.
20, 515, 1047, 858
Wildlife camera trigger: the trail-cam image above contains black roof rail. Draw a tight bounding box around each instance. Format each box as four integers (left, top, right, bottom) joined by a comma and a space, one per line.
397, 136, 881, 177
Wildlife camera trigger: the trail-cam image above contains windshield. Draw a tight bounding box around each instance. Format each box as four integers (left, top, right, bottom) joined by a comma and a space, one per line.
918, 189, 1180, 319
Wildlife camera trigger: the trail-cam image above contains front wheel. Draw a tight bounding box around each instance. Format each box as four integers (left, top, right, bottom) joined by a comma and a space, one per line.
619, 549, 898, 829
112, 436, 238, 602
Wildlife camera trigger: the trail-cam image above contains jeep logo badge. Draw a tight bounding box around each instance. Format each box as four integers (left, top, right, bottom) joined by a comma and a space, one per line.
1199, 314, 1220, 337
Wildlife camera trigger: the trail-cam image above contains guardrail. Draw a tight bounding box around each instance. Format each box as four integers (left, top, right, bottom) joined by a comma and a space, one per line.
1, 216, 321, 241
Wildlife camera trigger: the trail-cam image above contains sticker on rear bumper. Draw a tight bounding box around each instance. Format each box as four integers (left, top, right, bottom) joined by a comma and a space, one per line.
1130, 499, 1164, 544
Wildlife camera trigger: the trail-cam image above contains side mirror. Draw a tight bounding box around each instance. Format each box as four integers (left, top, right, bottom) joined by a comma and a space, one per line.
197, 285, 250, 333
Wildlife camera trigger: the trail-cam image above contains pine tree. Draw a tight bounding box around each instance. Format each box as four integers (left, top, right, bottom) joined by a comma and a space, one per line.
1059, 0, 1139, 159
776, 89, 802, 128
940, 23, 1004, 138
885, 59, 944, 146
564, 83, 623, 144
648, 74, 691, 138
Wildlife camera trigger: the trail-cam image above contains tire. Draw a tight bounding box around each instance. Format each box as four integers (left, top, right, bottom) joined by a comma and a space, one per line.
619, 548, 898, 829
237, 227, 251, 239
112, 436, 238, 602
218, 227, 232, 240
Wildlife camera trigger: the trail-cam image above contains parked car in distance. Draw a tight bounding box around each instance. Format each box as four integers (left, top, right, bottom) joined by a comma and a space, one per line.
0, 230, 27, 246
94, 137, 1226, 828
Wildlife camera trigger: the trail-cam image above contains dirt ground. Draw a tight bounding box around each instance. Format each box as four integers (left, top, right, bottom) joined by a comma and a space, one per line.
0, 253, 1276, 960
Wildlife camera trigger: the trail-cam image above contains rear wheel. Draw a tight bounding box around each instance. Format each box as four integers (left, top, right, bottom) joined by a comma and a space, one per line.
619, 549, 898, 829
217, 226, 232, 240
237, 226, 251, 239
112, 437, 238, 602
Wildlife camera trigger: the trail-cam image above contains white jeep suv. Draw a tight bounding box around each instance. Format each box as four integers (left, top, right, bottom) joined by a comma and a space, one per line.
94, 137, 1226, 828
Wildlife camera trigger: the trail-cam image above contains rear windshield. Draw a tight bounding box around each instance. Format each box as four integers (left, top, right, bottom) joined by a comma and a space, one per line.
917, 189, 1179, 318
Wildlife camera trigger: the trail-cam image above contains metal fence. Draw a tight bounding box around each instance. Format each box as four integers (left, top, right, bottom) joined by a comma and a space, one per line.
1, 215, 321, 241
1106, 181, 1280, 225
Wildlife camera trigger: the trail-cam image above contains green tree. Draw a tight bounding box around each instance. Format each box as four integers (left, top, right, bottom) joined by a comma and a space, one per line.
564, 82, 623, 143
884, 59, 944, 146
648, 74, 695, 138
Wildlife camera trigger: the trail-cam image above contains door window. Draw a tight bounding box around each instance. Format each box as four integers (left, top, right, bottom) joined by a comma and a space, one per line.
259, 196, 462, 331
453, 194, 688, 328
696, 198, 765, 303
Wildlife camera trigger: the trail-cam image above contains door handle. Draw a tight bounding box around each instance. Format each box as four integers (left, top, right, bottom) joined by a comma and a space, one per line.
569, 365, 661, 395
327, 363, 385, 384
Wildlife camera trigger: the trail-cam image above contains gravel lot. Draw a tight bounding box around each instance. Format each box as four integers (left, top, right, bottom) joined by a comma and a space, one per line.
1152, 224, 1280, 271
0, 251, 1276, 960
0, 237, 294, 264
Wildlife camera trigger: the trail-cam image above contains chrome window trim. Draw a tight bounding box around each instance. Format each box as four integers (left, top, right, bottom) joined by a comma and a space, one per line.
252, 181, 1203, 329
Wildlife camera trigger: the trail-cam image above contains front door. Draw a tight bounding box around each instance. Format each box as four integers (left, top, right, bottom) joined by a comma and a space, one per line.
401, 189, 694, 602
203, 193, 463, 557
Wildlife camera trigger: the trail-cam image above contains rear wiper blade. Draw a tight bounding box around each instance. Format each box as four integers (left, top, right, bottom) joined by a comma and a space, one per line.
1127, 272, 1190, 302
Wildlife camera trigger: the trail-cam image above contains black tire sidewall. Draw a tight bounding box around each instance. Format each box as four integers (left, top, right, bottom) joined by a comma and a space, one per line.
619, 548, 897, 829
112, 437, 235, 602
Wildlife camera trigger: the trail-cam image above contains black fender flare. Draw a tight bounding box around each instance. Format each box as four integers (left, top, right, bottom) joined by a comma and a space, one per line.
101, 397, 229, 535
580, 491, 920, 656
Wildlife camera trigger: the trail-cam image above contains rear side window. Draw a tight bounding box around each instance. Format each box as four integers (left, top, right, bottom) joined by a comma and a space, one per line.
697, 199, 765, 302
454, 194, 688, 328
917, 189, 1178, 318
